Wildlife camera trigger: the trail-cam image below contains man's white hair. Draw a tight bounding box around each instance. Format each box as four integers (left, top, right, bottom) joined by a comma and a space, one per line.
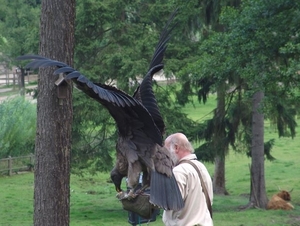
168, 133, 194, 153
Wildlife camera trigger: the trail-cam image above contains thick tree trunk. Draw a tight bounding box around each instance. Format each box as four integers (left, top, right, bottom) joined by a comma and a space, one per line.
34, 1, 75, 225
249, 90, 268, 209
213, 83, 229, 195
213, 154, 229, 195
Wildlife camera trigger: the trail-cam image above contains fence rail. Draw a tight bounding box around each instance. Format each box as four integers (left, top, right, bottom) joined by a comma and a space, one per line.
0, 71, 37, 86
0, 154, 34, 176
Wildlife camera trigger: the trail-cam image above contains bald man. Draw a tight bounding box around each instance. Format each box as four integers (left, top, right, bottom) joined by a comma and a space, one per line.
163, 133, 213, 226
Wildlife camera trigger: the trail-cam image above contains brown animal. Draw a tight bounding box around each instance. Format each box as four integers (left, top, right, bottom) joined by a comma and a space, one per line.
267, 189, 294, 210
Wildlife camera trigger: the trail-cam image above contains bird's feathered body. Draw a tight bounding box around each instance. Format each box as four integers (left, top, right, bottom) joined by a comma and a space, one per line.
17, 9, 183, 211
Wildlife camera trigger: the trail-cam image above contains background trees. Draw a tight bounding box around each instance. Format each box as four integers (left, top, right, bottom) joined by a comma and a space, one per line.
177, 0, 300, 207
0, 0, 40, 60
0, 0, 40, 94
220, 0, 300, 208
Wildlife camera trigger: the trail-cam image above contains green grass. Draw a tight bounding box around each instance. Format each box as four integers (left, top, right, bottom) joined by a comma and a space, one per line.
0, 173, 34, 226
0, 153, 299, 226
1, 94, 300, 225
181, 94, 216, 122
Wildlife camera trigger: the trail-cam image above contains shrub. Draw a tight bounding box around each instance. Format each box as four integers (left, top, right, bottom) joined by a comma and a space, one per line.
0, 96, 36, 158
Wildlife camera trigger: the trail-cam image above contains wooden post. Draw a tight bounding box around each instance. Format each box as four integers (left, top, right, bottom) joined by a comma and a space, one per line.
20, 68, 25, 96
13, 72, 16, 91
27, 71, 30, 83
5, 69, 8, 85
8, 156, 12, 176
30, 153, 34, 171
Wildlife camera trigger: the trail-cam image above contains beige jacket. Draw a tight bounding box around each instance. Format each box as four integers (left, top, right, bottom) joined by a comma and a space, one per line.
163, 154, 213, 226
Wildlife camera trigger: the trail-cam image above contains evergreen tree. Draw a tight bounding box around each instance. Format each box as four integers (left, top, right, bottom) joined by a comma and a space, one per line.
181, 0, 300, 207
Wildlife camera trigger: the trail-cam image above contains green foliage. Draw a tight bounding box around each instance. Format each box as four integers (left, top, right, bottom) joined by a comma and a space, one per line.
71, 0, 205, 172
225, 0, 300, 83
177, 0, 300, 162
0, 97, 36, 158
71, 91, 116, 174
0, 35, 7, 47
75, 0, 163, 87
221, 0, 300, 140
0, 0, 40, 67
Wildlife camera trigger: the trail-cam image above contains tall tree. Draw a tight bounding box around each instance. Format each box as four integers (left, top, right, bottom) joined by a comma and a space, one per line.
173, 0, 242, 195
216, 0, 300, 208
34, 0, 75, 225
228, 0, 299, 208
250, 90, 268, 208
177, 0, 300, 201
204, 0, 241, 195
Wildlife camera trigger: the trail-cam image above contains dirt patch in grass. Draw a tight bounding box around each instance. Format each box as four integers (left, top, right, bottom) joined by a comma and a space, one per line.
288, 215, 300, 226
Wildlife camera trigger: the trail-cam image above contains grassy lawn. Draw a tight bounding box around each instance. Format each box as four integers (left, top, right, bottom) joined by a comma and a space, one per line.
0, 94, 300, 225
1, 136, 299, 225
0, 148, 299, 226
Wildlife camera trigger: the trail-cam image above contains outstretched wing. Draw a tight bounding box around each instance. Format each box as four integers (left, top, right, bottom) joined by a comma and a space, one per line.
17, 55, 163, 146
133, 9, 178, 136
148, 8, 178, 71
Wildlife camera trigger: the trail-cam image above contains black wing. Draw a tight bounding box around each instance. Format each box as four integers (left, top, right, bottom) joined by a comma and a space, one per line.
17, 55, 163, 146
133, 9, 178, 137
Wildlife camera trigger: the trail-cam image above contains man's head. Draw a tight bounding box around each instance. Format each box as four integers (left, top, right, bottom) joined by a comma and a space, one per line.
164, 133, 194, 165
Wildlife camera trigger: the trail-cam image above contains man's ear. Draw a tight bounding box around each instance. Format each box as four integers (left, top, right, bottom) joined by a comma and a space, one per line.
174, 144, 179, 153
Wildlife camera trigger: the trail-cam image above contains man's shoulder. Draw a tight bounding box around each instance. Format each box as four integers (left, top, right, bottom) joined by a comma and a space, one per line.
177, 158, 210, 176
175, 159, 197, 173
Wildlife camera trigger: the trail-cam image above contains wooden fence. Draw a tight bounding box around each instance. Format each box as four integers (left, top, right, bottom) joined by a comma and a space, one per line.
0, 154, 34, 176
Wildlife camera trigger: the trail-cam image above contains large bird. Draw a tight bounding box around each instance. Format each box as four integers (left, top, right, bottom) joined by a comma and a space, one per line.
17, 9, 183, 211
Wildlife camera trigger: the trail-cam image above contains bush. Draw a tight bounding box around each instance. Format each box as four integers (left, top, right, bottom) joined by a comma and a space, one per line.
0, 96, 36, 158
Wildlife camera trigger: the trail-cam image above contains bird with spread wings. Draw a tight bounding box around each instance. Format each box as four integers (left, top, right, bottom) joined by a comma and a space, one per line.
17, 9, 183, 211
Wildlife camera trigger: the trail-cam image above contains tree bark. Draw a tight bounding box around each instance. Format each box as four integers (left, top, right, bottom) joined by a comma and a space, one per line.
34, 1, 75, 225
213, 154, 229, 195
213, 83, 229, 195
249, 90, 268, 208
